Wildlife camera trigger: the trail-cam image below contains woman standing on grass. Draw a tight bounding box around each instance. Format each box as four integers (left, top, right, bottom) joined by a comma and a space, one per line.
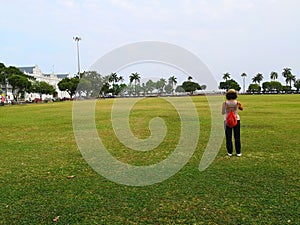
222, 89, 244, 157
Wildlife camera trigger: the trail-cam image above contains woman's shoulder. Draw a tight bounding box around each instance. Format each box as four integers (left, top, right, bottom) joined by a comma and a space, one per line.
226, 100, 238, 104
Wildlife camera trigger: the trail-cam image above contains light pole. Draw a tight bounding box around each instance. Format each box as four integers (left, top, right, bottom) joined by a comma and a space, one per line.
241, 73, 247, 93
73, 36, 81, 76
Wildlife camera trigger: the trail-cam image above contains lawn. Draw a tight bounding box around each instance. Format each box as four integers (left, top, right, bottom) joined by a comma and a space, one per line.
0, 94, 299, 224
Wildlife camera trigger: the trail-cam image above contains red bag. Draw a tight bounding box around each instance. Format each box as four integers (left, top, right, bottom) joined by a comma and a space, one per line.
226, 110, 237, 128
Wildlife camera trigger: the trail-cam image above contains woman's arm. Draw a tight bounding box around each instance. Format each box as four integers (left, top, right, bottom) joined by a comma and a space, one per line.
238, 101, 243, 111
221, 102, 226, 115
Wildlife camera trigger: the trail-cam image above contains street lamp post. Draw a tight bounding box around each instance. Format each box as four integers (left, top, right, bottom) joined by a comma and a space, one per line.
73, 36, 81, 76
241, 73, 247, 93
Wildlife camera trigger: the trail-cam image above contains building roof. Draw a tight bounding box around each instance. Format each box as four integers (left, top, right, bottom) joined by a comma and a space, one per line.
17, 66, 35, 74
18, 66, 69, 79
57, 74, 69, 79
44, 73, 69, 79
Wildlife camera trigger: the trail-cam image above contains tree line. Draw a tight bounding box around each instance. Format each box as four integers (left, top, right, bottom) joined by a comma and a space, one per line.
219, 68, 300, 93
57, 72, 207, 98
1, 61, 207, 102
2, 60, 299, 104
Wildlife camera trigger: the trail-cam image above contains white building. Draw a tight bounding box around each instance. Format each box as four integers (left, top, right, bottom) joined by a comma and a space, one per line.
17, 65, 71, 101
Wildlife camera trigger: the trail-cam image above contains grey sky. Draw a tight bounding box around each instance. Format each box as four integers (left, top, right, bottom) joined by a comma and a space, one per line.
0, 0, 299, 89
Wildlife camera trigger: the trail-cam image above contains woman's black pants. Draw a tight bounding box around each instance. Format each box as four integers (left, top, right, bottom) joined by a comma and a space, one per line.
225, 120, 241, 154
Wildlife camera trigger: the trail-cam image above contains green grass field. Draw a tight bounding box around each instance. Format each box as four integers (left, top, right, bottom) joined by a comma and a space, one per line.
0, 95, 299, 224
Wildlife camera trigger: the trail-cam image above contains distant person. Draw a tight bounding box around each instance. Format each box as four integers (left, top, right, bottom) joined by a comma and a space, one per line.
1, 95, 5, 106
222, 89, 244, 157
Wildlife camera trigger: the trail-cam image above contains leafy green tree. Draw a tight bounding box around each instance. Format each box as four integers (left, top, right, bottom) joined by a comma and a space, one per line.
0, 62, 5, 69
76, 78, 92, 97
181, 81, 201, 94
219, 79, 241, 91
7, 66, 33, 78
156, 78, 166, 94
1, 63, 34, 101
97, 75, 109, 96
0, 63, 6, 85
111, 83, 127, 96
282, 85, 291, 93
145, 79, 155, 94
269, 81, 282, 93
31, 81, 56, 99
8, 75, 32, 101
58, 77, 79, 99
118, 83, 127, 96
200, 85, 207, 90
99, 75, 110, 96
248, 83, 261, 93
164, 84, 173, 94
175, 85, 185, 93
81, 71, 105, 97
294, 79, 300, 93
262, 82, 271, 93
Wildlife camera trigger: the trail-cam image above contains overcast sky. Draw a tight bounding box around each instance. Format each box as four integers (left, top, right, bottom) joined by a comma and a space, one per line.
0, 0, 299, 89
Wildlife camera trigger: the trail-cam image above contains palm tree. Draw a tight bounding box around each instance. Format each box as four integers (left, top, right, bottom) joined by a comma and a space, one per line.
252, 73, 263, 85
223, 73, 231, 81
108, 72, 119, 95
118, 76, 124, 83
282, 68, 297, 89
282, 68, 292, 86
270, 71, 278, 81
109, 72, 118, 84
286, 74, 296, 89
168, 76, 177, 95
241, 73, 247, 93
129, 72, 141, 96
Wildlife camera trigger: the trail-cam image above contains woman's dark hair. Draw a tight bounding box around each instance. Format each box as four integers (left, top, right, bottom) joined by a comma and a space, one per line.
226, 92, 237, 100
